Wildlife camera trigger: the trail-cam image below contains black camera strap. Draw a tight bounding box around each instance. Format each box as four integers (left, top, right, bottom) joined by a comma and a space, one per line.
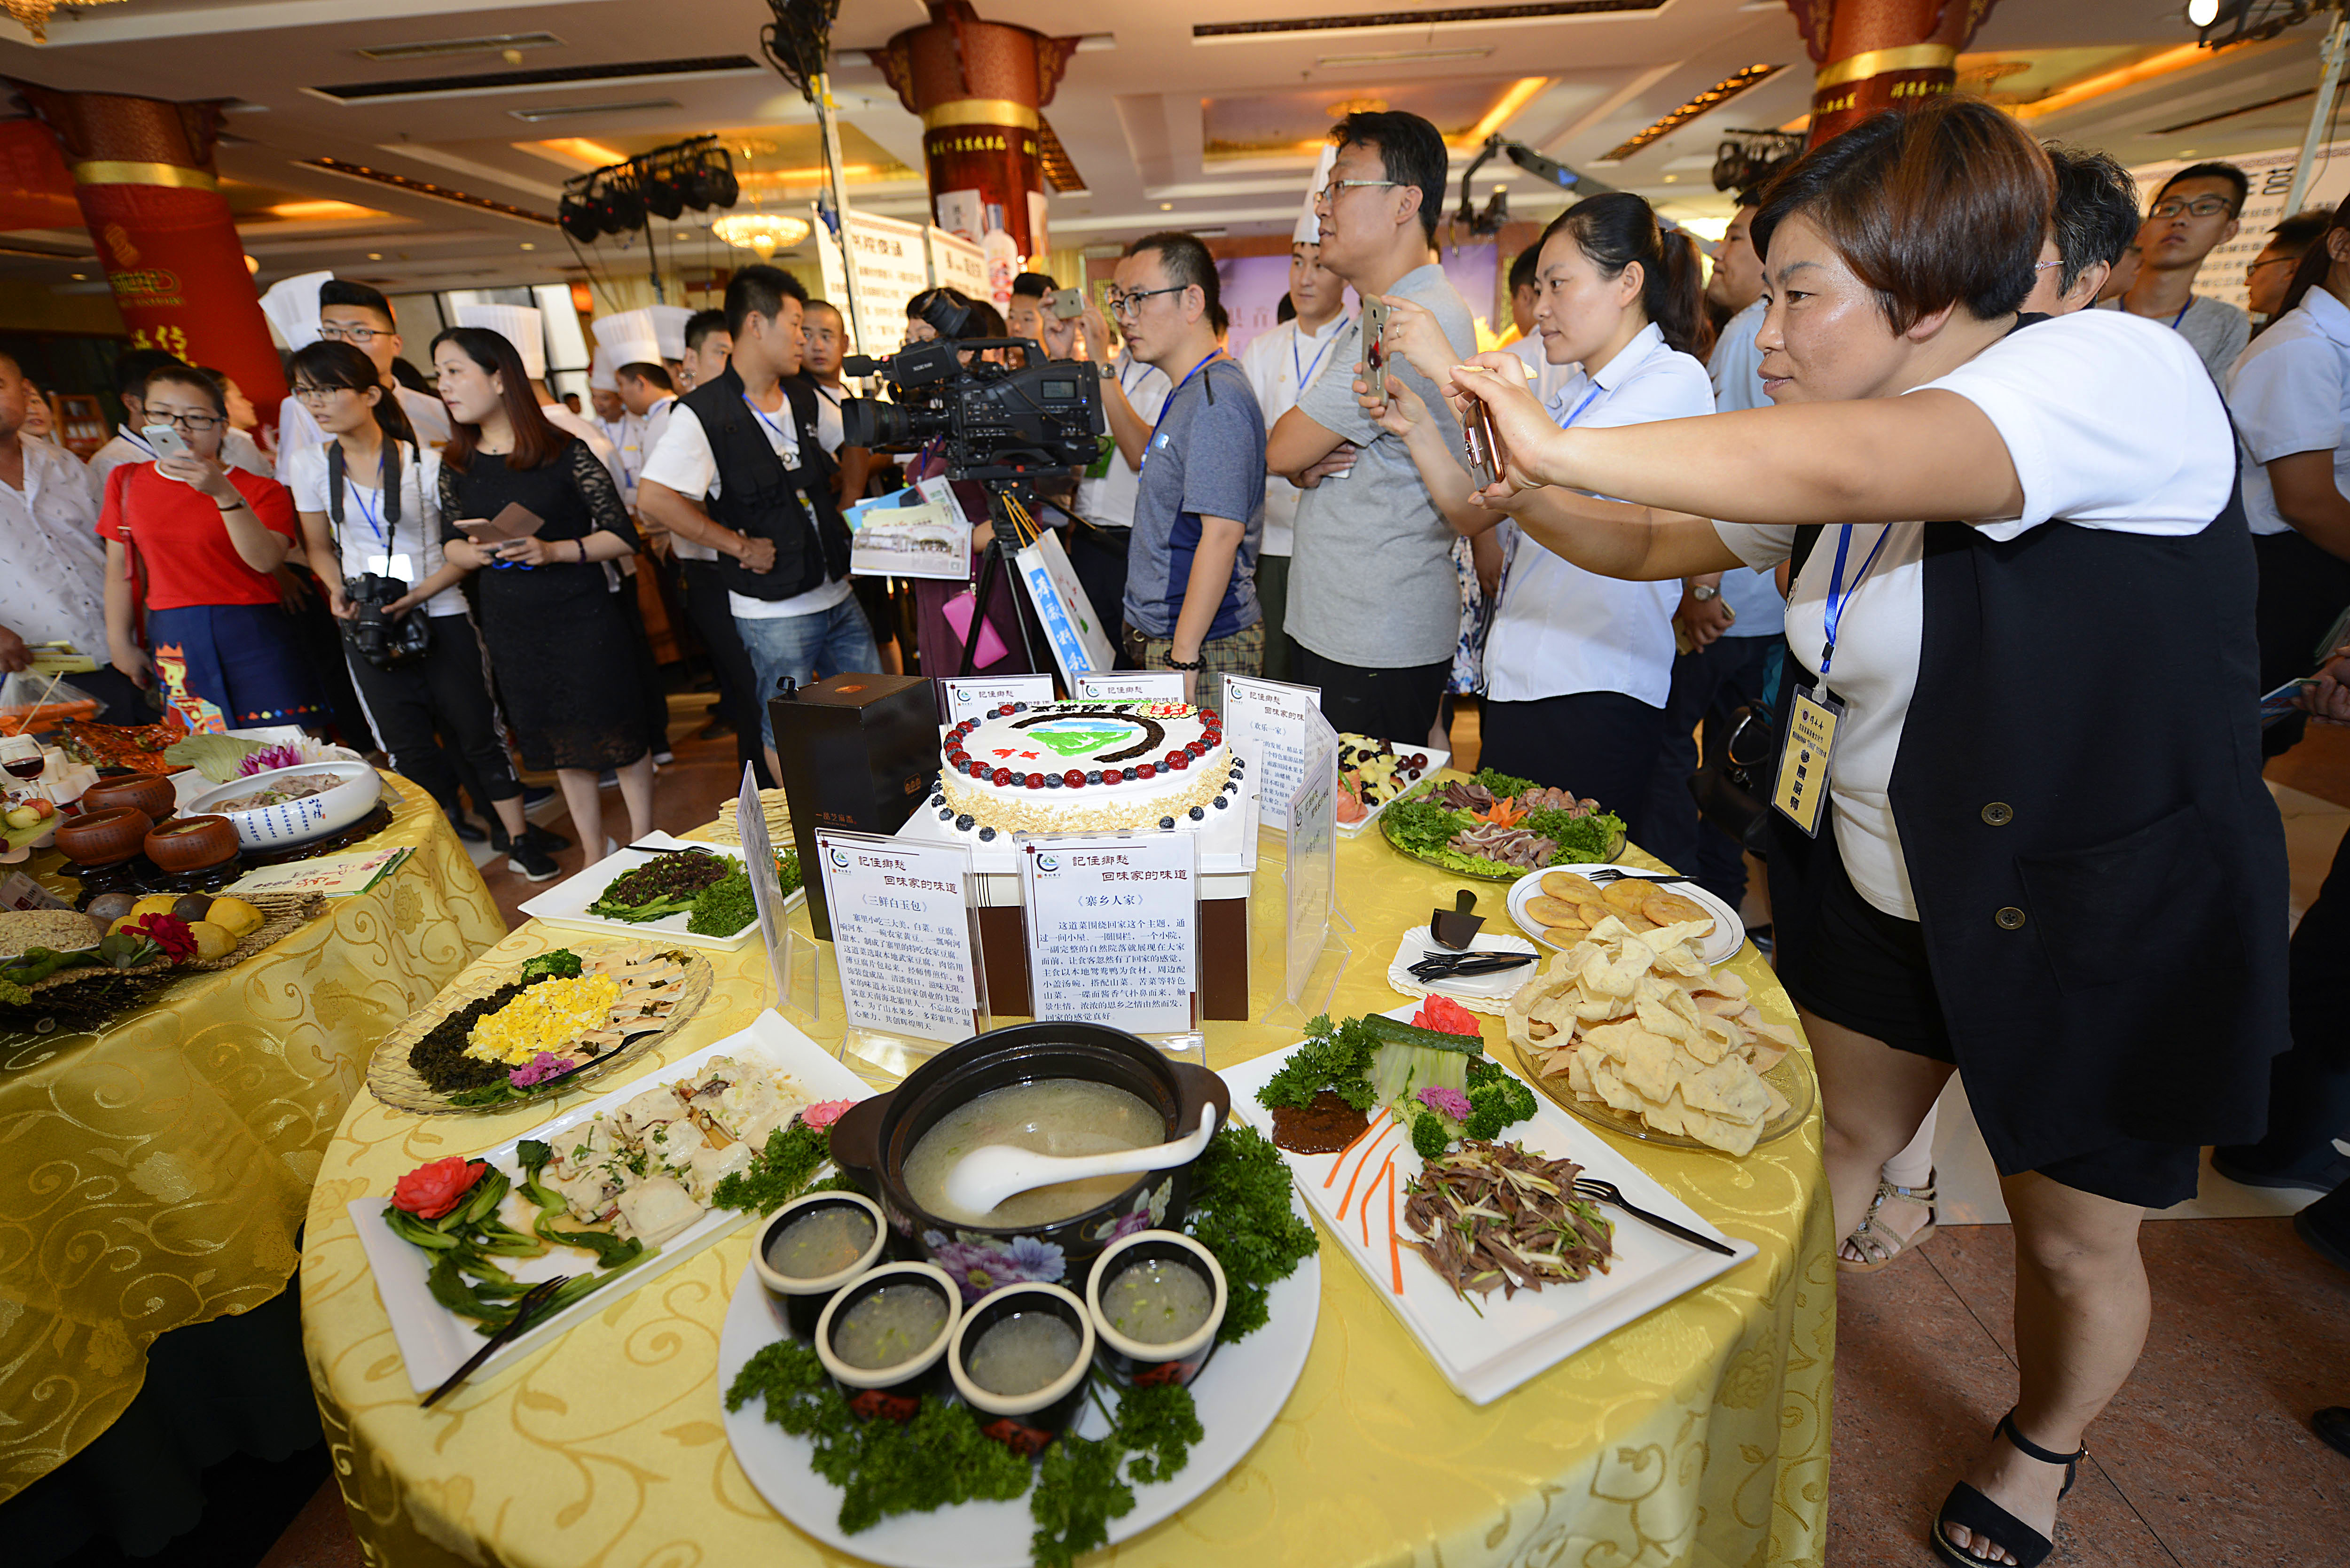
324, 436, 407, 550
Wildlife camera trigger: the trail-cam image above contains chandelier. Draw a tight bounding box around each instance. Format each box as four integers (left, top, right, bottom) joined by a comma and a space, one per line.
6, 0, 129, 43
710, 211, 810, 259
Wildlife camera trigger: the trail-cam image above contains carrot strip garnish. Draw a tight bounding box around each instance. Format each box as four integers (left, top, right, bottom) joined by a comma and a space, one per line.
1323, 1109, 1389, 1188
1362, 1151, 1393, 1247
1337, 1124, 1394, 1223
1386, 1164, 1404, 1294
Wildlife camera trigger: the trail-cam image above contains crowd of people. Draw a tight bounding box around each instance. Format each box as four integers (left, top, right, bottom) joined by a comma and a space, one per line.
0, 92, 2346, 1563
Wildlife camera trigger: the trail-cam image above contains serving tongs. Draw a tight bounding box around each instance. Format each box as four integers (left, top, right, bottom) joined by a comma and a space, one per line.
1408, 950, 1536, 982
1429, 889, 1485, 950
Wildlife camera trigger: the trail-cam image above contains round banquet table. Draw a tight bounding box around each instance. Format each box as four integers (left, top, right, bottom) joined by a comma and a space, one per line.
0, 773, 504, 1507
302, 810, 1834, 1568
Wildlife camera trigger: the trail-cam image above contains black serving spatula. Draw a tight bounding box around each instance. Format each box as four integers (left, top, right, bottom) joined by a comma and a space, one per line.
1430, 889, 1484, 950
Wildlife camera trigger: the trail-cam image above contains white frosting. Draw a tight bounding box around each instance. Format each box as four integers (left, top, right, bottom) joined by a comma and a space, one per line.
936, 702, 1242, 836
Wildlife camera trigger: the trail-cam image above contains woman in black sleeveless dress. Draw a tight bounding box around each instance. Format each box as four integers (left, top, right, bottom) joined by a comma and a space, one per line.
431, 326, 655, 858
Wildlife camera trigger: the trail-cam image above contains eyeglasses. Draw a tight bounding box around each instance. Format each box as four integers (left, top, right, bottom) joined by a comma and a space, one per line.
1106, 285, 1185, 319
151, 411, 224, 431
319, 323, 387, 343
2247, 255, 2301, 273
290, 383, 354, 403
1313, 178, 1400, 209
2150, 196, 2235, 219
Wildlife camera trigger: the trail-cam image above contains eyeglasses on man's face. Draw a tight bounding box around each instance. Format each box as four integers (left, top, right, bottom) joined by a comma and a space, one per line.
319, 323, 387, 343
2247, 255, 2300, 274
1106, 284, 1185, 320
2151, 196, 2235, 220
1313, 178, 1401, 211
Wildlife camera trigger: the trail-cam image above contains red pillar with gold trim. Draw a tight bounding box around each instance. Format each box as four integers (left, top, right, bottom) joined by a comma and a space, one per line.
869, 1, 1077, 289
1784, 0, 2004, 145
11, 84, 288, 434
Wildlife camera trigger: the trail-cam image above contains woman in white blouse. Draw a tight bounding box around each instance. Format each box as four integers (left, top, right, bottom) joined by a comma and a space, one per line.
1454, 100, 2286, 1568
1365, 191, 1711, 833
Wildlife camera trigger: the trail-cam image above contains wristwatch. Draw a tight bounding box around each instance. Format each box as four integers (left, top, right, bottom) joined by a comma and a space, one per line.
1689, 582, 1720, 603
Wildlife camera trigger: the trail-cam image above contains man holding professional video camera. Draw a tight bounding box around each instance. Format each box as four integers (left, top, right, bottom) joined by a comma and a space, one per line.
636, 265, 877, 781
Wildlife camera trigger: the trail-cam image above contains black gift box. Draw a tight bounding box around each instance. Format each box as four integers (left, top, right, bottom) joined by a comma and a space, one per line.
772, 674, 941, 940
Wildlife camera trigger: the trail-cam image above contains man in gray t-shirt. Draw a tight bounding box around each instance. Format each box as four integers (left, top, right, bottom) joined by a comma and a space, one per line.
1267, 109, 1477, 745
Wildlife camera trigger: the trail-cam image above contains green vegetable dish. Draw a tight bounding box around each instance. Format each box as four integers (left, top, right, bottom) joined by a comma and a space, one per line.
582, 847, 800, 937
726, 1123, 1316, 1567
1380, 767, 1626, 881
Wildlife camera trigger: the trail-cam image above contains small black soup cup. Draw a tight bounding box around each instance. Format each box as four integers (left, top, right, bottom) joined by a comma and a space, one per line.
752, 1190, 888, 1342
1085, 1229, 1227, 1389
813, 1261, 960, 1422
948, 1282, 1096, 1457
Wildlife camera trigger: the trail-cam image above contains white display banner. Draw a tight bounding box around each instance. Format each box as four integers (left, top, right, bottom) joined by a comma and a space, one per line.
1073, 671, 1186, 703
1219, 674, 1322, 826
940, 674, 1056, 727
929, 226, 990, 305
815, 206, 931, 359
2129, 140, 2350, 314
1019, 833, 1198, 1035
816, 832, 983, 1045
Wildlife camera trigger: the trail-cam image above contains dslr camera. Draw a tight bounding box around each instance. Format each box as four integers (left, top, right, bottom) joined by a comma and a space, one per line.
840, 291, 1103, 486
342, 572, 431, 668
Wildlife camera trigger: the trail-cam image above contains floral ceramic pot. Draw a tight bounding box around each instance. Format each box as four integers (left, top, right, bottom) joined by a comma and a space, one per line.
827, 1022, 1231, 1304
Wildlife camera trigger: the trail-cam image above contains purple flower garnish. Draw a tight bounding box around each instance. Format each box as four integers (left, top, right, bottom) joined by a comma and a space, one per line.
508, 1052, 578, 1088
1418, 1085, 1473, 1121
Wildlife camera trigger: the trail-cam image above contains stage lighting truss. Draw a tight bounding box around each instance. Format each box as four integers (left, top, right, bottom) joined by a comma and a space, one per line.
1711, 130, 1806, 194
557, 134, 741, 244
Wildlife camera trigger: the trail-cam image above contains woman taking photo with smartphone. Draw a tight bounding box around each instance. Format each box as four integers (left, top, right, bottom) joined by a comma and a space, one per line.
430, 326, 655, 860
1362, 191, 1711, 837
1449, 98, 2287, 1568
283, 341, 558, 882
97, 365, 319, 727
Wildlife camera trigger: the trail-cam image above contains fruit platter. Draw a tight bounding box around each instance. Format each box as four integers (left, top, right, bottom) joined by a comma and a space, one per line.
1334, 733, 1446, 838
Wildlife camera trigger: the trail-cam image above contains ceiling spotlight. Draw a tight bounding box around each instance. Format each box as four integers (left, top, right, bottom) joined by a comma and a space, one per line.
520, 242, 536, 250
2187, 0, 2220, 25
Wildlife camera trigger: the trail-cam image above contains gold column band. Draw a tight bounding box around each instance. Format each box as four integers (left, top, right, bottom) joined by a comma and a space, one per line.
1812, 44, 1958, 93
69, 160, 219, 192
920, 99, 1041, 133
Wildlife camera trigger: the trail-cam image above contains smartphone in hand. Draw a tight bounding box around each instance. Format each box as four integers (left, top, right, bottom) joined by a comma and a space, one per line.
142, 423, 193, 462
1463, 397, 1504, 489
1047, 287, 1086, 320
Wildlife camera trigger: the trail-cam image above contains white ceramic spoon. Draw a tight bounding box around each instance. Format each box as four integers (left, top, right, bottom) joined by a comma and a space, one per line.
943, 1104, 1223, 1218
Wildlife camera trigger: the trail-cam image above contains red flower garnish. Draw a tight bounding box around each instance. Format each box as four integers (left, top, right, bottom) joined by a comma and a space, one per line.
802, 1099, 856, 1129
125, 913, 196, 960
392, 1155, 485, 1219
1411, 994, 1482, 1037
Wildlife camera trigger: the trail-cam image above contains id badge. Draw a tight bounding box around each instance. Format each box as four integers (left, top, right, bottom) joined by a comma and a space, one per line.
1771, 686, 1844, 839
368, 553, 414, 581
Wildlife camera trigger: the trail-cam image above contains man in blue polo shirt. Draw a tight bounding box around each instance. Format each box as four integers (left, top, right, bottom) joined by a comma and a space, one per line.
1109, 232, 1266, 706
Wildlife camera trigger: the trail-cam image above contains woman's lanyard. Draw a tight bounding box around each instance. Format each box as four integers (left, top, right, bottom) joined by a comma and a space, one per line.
1496, 381, 1607, 608
1292, 323, 1334, 390
1816, 523, 1891, 690
1557, 383, 1603, 431
1141, 351, 1222, 469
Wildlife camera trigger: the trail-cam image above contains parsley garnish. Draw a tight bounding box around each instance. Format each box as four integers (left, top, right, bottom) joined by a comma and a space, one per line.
710, 1120, 831, 1214
1182, 1122, 1318, 1343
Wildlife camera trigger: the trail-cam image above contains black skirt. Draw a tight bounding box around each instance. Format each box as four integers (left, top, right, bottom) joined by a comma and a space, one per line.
1776, 831, 2201, 1211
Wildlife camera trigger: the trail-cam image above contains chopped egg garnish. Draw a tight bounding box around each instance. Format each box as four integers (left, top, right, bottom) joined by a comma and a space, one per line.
464, 974, 622, 1065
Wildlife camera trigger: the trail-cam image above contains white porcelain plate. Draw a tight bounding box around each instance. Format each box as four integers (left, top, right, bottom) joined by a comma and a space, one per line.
519, 831, 802, 952
1506, 863, 1745, 966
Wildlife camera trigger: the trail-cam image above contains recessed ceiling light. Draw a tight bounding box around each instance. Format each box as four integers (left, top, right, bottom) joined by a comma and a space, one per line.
1663, 174, 1676, 182
1160, 202, 1173, 210
520, 242, 536, 250
368, 251, 383, 259
356, 31, 562, 62
1317, 46, 1493, 66
70, 271, 85, 280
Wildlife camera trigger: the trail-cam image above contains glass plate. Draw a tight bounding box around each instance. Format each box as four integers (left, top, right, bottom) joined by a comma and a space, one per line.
1378, 780, 1626, 882
366, 943, 714, 1116
1508, 1032, 1815, 1153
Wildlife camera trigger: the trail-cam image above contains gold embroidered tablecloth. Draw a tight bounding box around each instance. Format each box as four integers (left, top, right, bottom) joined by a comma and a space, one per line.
0, 775, 504, 1502
303, 827, 1833, 1568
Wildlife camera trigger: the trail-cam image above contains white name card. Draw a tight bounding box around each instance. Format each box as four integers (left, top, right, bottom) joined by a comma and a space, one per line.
1219, 674, 1322, 824
940, 674, 1057, 727
816, 833, 981, 1044
1072, 671, 1185, 704
1020, 833, 1198, 1036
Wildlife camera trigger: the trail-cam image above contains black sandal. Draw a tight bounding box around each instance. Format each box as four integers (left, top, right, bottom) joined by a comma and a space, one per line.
1929, 1409, 2085, 1568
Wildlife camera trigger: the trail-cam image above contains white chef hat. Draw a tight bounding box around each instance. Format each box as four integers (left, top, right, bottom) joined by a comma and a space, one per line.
588, 344, 619, 391
593, 309, 665, 374
1293, 143, 1336, 247
453, 302, 547, 381
258, 270, 334, 351
646, 304, 693, 361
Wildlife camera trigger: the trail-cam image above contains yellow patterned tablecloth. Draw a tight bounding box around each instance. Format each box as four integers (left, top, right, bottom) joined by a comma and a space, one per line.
0, 774, 504, 1503
303, 827, 1833, 1568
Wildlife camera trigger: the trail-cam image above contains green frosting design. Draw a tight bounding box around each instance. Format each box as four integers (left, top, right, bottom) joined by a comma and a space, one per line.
1025, 721, 1140, 758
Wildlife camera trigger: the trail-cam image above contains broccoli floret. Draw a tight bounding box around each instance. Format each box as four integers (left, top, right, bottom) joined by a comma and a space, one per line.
1410, 1109, 1453, 1162
1462, 1074, 1539, 1141
520, 948, 583, 982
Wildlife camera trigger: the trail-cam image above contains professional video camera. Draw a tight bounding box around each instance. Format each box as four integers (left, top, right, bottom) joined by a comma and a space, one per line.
341, 572, 430, 668
839, 292, 1103, 486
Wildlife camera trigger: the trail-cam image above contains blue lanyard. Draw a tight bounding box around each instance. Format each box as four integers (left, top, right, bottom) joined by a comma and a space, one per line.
1818, 524, 1891, 680
2170, 301, 2191, 330
1292, 323, 1334, 390
1557, 383, 1603, 430
346, 476, 386, 545
1141, 351, 1223, 468
742, 392, 795, 457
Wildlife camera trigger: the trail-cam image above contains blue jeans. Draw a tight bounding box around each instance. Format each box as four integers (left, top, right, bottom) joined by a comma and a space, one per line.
732, 594, 882, 750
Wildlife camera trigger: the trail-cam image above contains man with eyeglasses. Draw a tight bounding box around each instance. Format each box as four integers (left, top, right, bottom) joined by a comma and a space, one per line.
1262, 109, 1478, 746
2248, 208, 2331, 327
269, 280, 452, 474
89, 348, 275, 488
2099, 161, 2252, 383
1058, 279, 1172, 664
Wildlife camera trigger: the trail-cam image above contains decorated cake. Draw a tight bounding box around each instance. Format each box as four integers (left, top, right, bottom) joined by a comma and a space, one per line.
932, 701, 1246, 839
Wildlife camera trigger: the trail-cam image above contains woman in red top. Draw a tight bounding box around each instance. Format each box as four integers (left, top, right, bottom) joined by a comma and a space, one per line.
98, 365, 321, 727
